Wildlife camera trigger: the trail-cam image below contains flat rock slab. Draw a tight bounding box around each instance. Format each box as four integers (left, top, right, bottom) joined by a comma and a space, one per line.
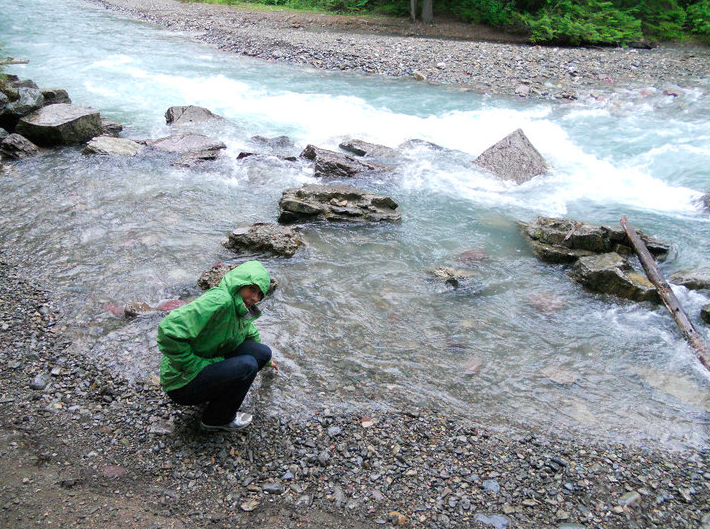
40, 88, 71, 105
0, 133, 39, 160
279, 183, 400, 224
224, 222, 304, 257
339, 139, 398, 158
147, 132, 226, 154
568, 252, 659, 302
16, 103, 102, 146
300, 144, 385, 178
474, 128, 548, 184
165, 105, 223, 126
82, 135, 144, 156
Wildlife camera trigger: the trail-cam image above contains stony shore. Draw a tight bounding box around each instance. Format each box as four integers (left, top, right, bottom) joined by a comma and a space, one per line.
1, 253, 709, 528
90, 0, 710, 101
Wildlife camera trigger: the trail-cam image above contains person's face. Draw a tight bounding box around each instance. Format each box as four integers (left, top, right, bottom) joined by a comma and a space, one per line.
239, 284, 263, 309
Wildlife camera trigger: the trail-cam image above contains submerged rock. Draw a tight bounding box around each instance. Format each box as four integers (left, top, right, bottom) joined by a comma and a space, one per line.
0, 133, 40, 160
300, 144, 384, 178
224, 222, 304, 257
16, 103, 102, 146
123, 301, 153, 318
429, 266, 477, 288
568, 252, 659, 302
251, 135, 294, 151
668, 270, 710, 290
82, 135, 144, 156
339, 138, 398, 158
278, 184, 400, 223
698, 193, 710, 211
473, 128, 547, 184
165, 105, 223, 126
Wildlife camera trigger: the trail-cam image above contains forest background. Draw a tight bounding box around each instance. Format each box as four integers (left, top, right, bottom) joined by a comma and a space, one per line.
187, 0, 710, 46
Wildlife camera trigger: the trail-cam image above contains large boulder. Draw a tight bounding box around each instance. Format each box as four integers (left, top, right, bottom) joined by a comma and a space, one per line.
668, 270, 710, 291
519, 216, 670, 263
0, 87, 45, 131
224, 222, 304, 257
339, 139, 398, 158
147, 132, 226, 155
279, 184, 400, 224
300, 144, 384, 178
15, 103, 102, 146
82, 135, 144, 156
473, 128, 548, 184
165, 105, 223, 126
40, 88, 71, 105
0, 133, 40, 160
568, 252, 659, 302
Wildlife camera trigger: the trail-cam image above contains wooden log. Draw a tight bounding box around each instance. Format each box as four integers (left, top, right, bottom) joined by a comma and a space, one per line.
0, 58, 29, 65
620, 216, 710, 371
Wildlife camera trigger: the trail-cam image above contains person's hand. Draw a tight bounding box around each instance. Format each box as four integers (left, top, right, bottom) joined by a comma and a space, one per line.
270, 360, 279, 371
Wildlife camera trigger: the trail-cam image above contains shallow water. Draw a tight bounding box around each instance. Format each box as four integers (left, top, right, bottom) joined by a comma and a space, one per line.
2, 0, 710, 450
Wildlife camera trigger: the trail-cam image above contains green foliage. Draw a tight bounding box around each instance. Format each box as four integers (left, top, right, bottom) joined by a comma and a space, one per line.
520, 0, 643, 45
686, 0, 710, 37
446, 0, 515, 25
632, 0, 686, 39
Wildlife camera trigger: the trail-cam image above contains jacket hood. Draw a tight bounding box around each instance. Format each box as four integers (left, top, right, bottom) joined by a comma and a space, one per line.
219, 261, 271, 302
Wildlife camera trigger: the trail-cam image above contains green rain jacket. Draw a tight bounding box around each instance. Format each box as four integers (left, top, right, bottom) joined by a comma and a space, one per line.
157, 260, 271, 392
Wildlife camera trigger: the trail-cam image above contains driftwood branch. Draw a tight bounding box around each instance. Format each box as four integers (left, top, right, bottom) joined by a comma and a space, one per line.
621, 216, 710, 372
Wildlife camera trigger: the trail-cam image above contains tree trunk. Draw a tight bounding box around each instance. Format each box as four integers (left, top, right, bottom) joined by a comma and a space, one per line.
421, 0, 433, 23
620, 216, 710, 372
410, 0, 417, 22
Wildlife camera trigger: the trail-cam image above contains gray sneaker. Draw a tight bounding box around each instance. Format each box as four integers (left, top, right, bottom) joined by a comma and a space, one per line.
201, 412, 253, 432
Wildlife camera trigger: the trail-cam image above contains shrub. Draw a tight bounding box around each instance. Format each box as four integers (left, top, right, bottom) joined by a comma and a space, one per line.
686, 0, 710, 37
448, 0, 515, 25
521, 0, 643, 45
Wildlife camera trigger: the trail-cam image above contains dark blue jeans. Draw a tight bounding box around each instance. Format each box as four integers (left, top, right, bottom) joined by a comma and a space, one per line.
167, 341, 272, 426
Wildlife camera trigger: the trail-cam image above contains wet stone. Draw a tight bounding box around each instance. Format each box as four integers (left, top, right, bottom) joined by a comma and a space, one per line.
474, 513, 510, 529
618, 490, 641, 506
482, 479, 500, 493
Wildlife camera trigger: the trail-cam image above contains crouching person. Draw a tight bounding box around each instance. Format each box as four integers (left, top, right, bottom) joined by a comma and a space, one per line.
157, 260, 275, 432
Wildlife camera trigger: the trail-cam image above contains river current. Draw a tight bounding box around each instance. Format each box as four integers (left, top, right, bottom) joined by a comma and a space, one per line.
2, 0, 709, 450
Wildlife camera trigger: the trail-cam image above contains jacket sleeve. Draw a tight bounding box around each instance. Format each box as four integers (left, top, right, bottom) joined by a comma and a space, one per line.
157, 294, 226, 376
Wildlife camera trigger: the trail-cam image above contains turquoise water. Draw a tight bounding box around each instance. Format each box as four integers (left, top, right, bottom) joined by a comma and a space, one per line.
1, 0, 709, 449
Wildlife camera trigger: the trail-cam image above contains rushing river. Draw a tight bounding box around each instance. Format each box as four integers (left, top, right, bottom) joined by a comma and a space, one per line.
2, 0, 710, 450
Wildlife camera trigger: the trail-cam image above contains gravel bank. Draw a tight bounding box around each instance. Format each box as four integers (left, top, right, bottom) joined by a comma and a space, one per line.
1, 253, 709, 528
90, 0, 710, 101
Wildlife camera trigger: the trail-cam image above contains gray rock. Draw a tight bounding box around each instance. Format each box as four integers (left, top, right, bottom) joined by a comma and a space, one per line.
618, 490, 641, 506
278, 184, 400, 224
568, 252, 660, 302
16, 103, 102, 146
251, 135, 294, 151
224, 222, 304, 258
262, 482, 284, 494
82, 135, 144, 156
0, 133, 40, 159
123, 301, 153, 318
29, 374, 48, 390
668, 270, 710, 290
165, 105, 223, 126
430, 266, 477, 288
338, 138, 398, 158
4, 87, 45, 117
482, 479, 500, 493
172, 150, 221, 167
696, 193, 710, 211
40, 88, 71, 105
147, 132, 226, 154
701, 304, 710, 325
0, 128, 8, 141
473, 128, 547, 184
300, 144, 384, 178
519, 216, 669, 263
101, 118, 123, 137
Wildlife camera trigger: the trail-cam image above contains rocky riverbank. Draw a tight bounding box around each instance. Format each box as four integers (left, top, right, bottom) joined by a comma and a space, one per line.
1, 253, 709, 529
89, 0, 710, 101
